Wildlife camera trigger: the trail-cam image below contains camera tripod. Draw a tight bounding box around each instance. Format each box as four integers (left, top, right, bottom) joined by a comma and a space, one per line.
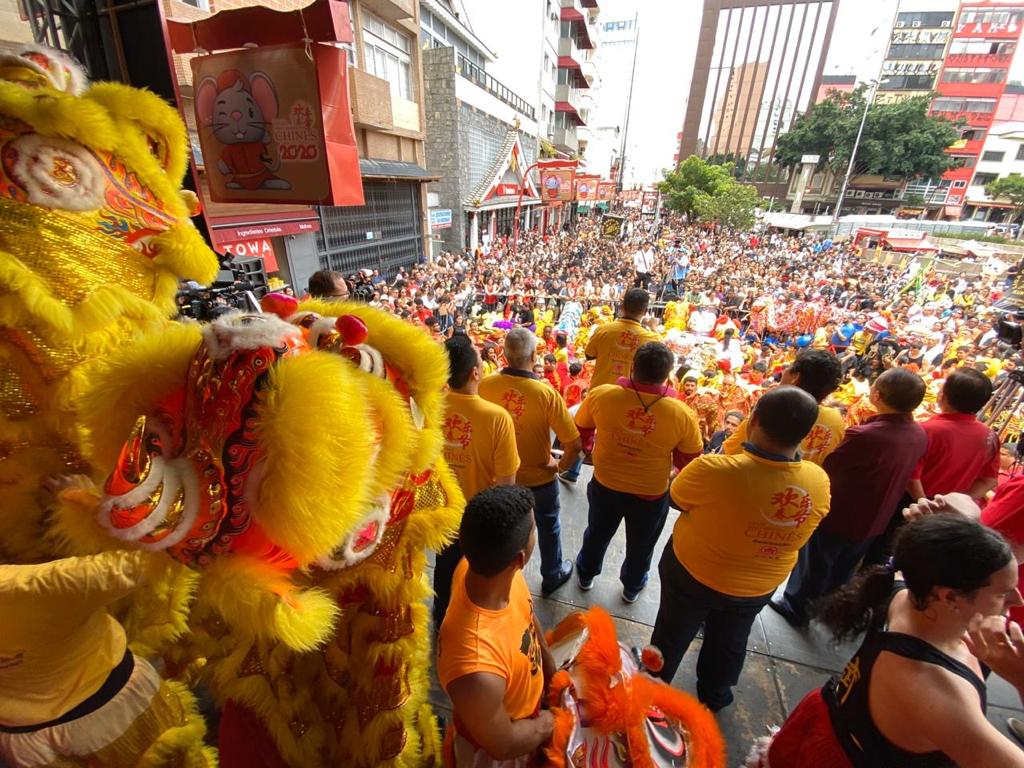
980, 368, 1024, 441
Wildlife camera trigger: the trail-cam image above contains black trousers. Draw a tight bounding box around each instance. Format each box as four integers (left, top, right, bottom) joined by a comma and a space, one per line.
778, 529, 874, 624
432, 540, 462, 628
635, 271, 651, 290
650, 540, 771, 709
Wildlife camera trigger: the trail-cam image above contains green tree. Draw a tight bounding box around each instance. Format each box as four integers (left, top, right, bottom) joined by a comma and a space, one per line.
693, 180, 761, 230
775, 88, 960, 179
658, 155, 732, 219
705, 151, 747, 178
986, 174, 1024, 232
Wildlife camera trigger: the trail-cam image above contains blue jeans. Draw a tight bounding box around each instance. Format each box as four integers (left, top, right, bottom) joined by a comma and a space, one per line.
650, 542, 771, 709
574, 478, 670, 594
529, 480, 566, 587
561, 455, 583, 481
778, 529, 873, 624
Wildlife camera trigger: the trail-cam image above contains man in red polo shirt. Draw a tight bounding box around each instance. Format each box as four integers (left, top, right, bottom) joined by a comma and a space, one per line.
908, 368, 999, 502
867, 368, 998, 566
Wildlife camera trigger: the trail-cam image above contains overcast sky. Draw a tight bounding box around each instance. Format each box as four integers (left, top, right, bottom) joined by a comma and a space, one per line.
613, 0, 902, 185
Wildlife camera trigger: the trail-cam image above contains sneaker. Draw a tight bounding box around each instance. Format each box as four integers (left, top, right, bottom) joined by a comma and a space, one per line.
622, 585, 644, 604
541, 560, 574, 596
577, 570, 594, 591
1009, 717, 1024, 746
768, 598, 808, 629
557, 471, 577, 486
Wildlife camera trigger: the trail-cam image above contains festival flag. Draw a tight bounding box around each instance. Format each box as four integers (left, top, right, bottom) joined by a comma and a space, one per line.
537, 158, 578, 202
574, 175, 599, 202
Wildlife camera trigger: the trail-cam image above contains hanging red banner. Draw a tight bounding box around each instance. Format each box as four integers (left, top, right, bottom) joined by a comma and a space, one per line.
192, 42, 364, 206
540, 168, 576, 201
574, 175, 599, 201
597, 181, 616, 201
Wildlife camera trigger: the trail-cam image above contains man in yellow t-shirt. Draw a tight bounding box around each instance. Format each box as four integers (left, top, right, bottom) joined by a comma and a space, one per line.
574, 342, 703, 603
724, 349, 844, 465
584, 288, 661, 388
435, 336, 520, 627
480, 328, 582, 596
651, 386, 830, 712
438, 485, 554, 767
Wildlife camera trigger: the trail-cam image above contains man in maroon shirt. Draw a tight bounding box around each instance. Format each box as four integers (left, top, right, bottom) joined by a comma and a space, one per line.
907, 368, 999, 502
770, 368, 927, 627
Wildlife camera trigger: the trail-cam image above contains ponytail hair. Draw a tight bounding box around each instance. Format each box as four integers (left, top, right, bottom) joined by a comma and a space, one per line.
816, 515, 1012, 643
816, 566, 897, 642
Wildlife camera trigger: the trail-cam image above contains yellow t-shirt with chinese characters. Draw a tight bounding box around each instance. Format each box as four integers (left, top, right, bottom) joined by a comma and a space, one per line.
479, 371, 579, 488
577, 383, 703, 496
670, 449, 831, 597
0, 550, 145, 726
443, 391, 520, 502
437, 559, 544, 722
584, 318, 661, 389
723, 404, 846, 465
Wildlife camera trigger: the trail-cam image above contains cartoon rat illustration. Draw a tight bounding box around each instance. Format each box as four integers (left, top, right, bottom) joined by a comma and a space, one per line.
196, 69, 292, 191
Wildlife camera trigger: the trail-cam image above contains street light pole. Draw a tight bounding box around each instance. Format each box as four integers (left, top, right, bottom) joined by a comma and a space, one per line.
832, 79, 878, 233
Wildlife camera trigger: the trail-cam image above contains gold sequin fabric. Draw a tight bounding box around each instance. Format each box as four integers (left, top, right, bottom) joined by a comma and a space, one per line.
0, 198, 156, 304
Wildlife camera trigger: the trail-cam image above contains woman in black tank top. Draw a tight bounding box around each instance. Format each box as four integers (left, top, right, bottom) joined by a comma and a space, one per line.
746, 515, 1024, 768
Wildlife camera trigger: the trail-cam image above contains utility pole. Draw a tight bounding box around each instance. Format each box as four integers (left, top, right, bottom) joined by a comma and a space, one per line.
833, 79, 884, 233
617, 11, 640, 191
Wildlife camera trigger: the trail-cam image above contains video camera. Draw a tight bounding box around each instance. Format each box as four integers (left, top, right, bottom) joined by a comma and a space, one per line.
997, 311, 1024, 350
176, 252, 266, 321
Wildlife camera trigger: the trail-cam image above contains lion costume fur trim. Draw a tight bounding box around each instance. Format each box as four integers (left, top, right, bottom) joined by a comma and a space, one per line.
544, 608, 726, 768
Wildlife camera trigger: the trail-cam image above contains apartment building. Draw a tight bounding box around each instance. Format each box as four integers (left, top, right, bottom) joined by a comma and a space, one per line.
420, 0, 541, 251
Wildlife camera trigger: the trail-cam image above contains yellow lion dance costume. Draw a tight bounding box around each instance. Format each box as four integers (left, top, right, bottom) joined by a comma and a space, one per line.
0, 44, 217, 767
85, 294, 462, 768
0, 43, 461, 768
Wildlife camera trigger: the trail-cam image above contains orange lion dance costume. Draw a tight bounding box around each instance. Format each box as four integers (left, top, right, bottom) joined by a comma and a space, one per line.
543, 608, 726, 768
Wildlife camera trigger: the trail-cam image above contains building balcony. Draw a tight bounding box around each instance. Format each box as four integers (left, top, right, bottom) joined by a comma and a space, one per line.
555, 83, 583, 117
360, 0, 415, 26
580, 57, 598, 85
456, 53, 536, 120
560, 0, 596, 49
948, 138, 984, 155
558, 36, 582, 68
552, 126, 579, 154
349, 68, 395, 131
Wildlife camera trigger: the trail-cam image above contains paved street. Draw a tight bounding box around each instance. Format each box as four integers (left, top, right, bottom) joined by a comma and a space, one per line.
429, 464, 1024, 765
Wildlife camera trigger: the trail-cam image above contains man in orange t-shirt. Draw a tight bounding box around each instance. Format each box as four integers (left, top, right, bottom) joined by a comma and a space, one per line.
438, 485, 554, 767
434, 337, 520, 628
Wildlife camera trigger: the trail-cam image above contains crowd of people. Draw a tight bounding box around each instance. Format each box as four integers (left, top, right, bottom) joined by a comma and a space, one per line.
305, 213, 1024, 767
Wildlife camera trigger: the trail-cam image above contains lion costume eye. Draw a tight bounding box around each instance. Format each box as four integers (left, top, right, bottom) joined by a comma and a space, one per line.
145, 133, 169, 169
